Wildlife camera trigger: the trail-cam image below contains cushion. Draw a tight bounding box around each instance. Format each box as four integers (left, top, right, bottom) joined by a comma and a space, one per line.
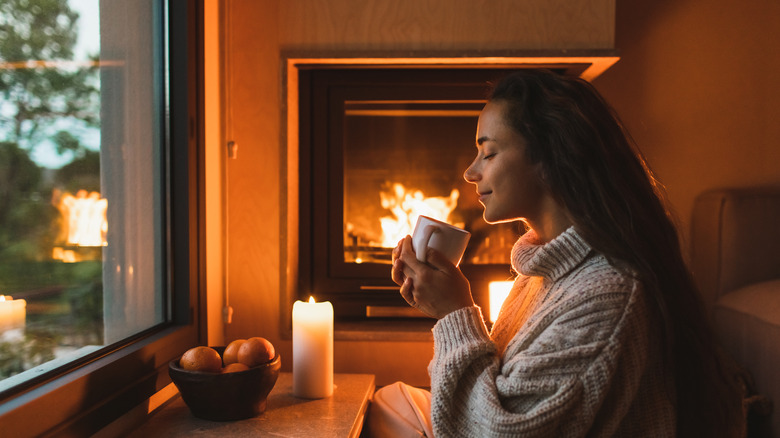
716, 279, 780, 326
691, 189, 780, 310
713, 279, 780, 435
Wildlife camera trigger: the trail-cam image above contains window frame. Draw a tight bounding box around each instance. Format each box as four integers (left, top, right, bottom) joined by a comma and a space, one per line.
0, 0, 205, 435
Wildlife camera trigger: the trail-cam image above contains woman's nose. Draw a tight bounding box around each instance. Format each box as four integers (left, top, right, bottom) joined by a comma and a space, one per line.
463, 160, 479, 183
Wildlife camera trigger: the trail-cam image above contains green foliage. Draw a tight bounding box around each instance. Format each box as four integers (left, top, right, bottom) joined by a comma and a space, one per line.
0, 0, 99, 151
0, 0, 101, 261
0, 0, 78, 59
64, 277, 103, 342
0, 329, 61, 379
0, 141, 40, 201
23, 329, 60, 368
0, 259, 101, 294
54, 147, 100, 192
0, 141, 56, 260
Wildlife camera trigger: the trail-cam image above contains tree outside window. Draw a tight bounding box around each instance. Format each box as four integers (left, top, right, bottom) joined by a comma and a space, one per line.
0, 0, 102, 380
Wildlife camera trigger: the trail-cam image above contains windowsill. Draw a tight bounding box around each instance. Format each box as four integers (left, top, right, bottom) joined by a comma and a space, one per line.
0, 324, 197, 437
123, 373, 376, 438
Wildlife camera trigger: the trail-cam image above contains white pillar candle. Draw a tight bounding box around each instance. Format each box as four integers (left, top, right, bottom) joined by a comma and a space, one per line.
292, 296, 334, 398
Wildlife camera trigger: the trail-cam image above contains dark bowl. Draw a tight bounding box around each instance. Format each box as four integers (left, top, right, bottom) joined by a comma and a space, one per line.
169, 346, 281, 421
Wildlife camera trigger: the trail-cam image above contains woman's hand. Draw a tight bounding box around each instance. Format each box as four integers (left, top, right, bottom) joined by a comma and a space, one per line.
391, 235, 474, 319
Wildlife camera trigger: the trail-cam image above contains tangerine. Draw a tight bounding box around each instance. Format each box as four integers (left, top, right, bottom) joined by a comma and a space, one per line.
179, 346, 222, 373
223, 339, 246, 366
237, 337, 275, 367
222, 362, 250, 373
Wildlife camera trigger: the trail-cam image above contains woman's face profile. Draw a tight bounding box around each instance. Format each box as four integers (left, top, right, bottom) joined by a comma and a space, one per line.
463, 100, 546, 225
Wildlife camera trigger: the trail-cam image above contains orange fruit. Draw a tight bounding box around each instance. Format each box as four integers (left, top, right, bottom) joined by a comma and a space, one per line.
237, 337, 275, 367
223, 339, 246, 366
179, 346, 222, 373
222, 362, 250, 373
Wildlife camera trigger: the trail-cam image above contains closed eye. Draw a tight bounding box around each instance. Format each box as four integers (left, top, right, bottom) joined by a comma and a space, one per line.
483, 153, 496, 160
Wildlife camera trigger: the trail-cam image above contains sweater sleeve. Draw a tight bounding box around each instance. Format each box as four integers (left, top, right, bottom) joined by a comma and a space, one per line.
428, 279, 649, 438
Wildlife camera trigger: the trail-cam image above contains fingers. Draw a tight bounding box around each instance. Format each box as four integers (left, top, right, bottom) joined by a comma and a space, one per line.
399, 277, 415, 307
391, 236, 473, 319
391, 238, 403, 264
392, 236, 415, 268
424, 248, 456, 272
398, 235, 424, 268
391, 257, 405, 286
391, 236, 411, 286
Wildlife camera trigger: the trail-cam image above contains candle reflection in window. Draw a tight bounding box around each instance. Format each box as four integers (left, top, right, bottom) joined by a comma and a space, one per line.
0, 295, 26, 339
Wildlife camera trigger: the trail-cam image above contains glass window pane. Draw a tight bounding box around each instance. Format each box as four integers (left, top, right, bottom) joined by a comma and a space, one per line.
0, 0, 165, 389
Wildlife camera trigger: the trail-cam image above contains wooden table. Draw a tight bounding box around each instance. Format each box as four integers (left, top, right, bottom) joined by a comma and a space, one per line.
128, 373, 375, 437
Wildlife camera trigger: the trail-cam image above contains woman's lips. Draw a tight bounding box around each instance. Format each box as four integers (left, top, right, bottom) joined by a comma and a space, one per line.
478, 191, 491, 203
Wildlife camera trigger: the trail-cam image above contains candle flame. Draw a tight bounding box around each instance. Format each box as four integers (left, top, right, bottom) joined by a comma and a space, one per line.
308, 296, 315, 303
0, 295, 7, 302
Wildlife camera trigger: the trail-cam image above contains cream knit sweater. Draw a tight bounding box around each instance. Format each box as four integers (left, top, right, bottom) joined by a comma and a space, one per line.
428, 227, 676, 437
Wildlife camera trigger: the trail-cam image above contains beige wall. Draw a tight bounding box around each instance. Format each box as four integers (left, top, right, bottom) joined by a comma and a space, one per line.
593, 0, 780, 255
277, 0, 614, 51
218, 0, 780, 386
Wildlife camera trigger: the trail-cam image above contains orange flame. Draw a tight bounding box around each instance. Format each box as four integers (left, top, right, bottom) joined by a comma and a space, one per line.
378, 183, 461, 247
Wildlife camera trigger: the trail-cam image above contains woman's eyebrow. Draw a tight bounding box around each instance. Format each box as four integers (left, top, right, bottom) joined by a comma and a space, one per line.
476, 136, 493, 146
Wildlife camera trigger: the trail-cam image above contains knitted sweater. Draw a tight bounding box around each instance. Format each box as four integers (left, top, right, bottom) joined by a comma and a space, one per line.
428, 227, 676, 437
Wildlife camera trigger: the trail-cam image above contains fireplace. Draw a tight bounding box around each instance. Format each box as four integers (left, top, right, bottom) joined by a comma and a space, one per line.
283, 54, 619, 322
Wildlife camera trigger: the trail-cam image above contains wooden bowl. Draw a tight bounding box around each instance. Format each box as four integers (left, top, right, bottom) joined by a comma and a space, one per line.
169, 346, 281, 421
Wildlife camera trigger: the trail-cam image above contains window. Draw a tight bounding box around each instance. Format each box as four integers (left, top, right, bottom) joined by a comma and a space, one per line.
0, 1, 203, 435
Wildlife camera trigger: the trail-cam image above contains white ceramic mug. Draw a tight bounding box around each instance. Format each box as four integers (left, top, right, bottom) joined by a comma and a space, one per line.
411, 215, 471, 266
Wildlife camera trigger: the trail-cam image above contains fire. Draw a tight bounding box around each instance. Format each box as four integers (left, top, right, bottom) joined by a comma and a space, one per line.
378, 183, 461, 247
53, 189, 108, 248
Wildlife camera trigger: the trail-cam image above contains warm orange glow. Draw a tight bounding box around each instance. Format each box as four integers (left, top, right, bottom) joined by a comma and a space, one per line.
52, 247, 78, 263
54, 189, 108, 248
378, 183, 461, 247
285, 55, 620, 83
489, 281, 514, 323
308, 296, 316, 304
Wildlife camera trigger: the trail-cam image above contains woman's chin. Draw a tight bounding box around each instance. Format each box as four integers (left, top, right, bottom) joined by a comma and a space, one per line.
482, 212, 515, 225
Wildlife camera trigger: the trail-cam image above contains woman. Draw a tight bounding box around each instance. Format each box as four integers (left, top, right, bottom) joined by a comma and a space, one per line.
368, 70, 743, 437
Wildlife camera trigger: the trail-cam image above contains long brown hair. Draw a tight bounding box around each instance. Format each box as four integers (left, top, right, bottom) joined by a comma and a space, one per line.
489, 70, 742, 436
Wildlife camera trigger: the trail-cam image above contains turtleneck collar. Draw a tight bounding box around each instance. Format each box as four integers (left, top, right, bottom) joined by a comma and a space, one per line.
511, 226, 592, 281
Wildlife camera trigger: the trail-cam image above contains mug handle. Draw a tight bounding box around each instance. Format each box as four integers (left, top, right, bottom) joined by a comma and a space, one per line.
417, 225, 439, 263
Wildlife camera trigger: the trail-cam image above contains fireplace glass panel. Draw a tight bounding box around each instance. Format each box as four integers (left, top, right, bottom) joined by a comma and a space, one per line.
342, 100, 519, 266
298, 67, 527, 319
